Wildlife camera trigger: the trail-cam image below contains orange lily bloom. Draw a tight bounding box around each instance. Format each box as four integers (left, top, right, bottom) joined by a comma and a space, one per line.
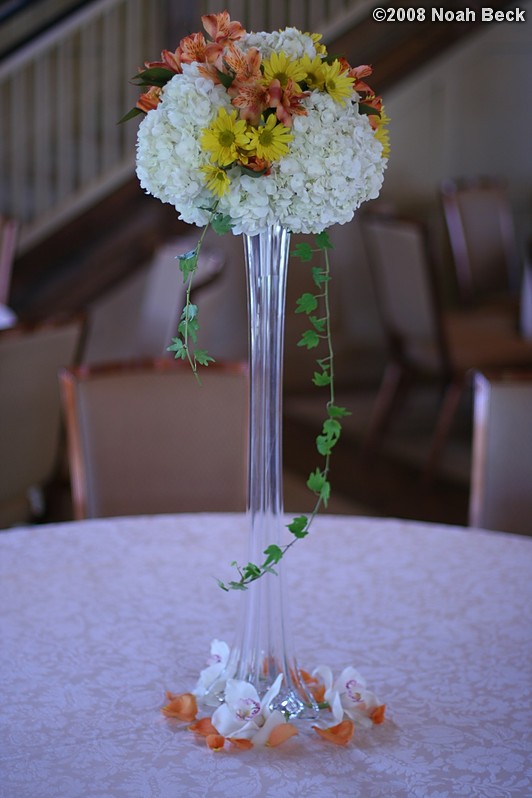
161, 691, 198, 722
313, 719, 355, 746
202, 11, 246, 44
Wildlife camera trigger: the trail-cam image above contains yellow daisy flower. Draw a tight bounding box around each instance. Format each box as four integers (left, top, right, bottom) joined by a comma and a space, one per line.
262, 51, 306, 88
246, 115, 293, 162
201, 107, 250, 167
308, 32, 327, 56
321, 60, 355, 105
299, 54, 326, 90
200, 164, 231, 198
374, 108, 391, 160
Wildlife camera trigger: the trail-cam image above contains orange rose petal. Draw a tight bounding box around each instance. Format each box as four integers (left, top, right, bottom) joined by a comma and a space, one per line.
189, 717, 219, 737
267, 723, 298, 747
206, 733, 225, 751
228, 738, 254, 750
161, 691, 198, 722
371, 704, 386, 725
312, 719, 355, 746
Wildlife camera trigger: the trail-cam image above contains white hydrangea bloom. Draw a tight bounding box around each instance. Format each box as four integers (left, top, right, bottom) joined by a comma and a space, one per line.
135, 31, 387, 236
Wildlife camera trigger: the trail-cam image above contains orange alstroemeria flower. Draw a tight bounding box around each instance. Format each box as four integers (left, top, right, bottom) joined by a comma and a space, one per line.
160, 48, 183, 73
202, 11, 246, 45
268, 79, 308, 128
243, 156, 272, 175
179, 32, 208, 64
136, 86, 162, 112
313, 719, 355, 746
337, 59, 376, 96
225, 43, 262, 86
161, 691, 198, 722
231, 83, 270, 125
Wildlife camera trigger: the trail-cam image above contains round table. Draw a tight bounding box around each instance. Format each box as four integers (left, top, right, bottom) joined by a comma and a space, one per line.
1, 514, 530, 797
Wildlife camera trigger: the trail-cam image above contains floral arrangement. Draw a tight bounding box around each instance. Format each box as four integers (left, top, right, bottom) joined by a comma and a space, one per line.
131, 12, 388, 236
126, 11, 389, 589
162, 640, 386, 750
127, 11, 389, 750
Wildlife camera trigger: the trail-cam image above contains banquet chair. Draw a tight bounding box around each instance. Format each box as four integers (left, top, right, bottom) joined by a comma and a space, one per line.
0, 317, 83, 527
0, 215, 19, 305
82, 234, 225, 364
60, 359, 248, 519
469, 369, 532, 534
360, 214, 532, 480
440, 177, 521, 306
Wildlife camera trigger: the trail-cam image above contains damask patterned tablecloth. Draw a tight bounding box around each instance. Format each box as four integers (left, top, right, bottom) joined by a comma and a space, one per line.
1, 513, 531, 798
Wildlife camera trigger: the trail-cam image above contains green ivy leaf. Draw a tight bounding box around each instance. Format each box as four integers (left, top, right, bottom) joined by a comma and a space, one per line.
311, 266, 330, 287
177, 249, 198, 281
263, 544, 284, 566
323, 418, 342, 437
316, 435, 333, 456
297, 329, 320, 349
316, 231, 333, 250
295, 293, 318, 314
211, 213, 233, 235
287, 515, 309, 538
312, 370, 331, 387
309, 315, 325, 332
194, 350, 215, 366
328, 404, 351, 418
167, 337, 186, 359
242, 562, 262, 580
307, 468, 326, 494
292, 242, 314, 261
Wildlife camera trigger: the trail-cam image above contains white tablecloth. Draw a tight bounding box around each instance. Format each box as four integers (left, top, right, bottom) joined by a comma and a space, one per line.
1, 514, 531, 797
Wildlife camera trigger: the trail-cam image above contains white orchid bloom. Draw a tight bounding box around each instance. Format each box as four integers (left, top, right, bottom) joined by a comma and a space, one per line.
212, 673, 288, 745
193, 639, 232, 701
313, 665, 383, 728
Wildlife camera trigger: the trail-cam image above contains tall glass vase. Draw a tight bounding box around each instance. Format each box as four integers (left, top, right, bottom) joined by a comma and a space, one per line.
225, 224, 319, 719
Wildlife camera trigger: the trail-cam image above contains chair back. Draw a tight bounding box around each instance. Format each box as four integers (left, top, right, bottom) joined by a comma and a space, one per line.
60, 359, 248, 519
361, 214, 446, 368
0, 317, 83, 526
0, 216, 19, 305
441, 177, 520, 304
470, 369, 532, 534
83, 236, 225, 364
